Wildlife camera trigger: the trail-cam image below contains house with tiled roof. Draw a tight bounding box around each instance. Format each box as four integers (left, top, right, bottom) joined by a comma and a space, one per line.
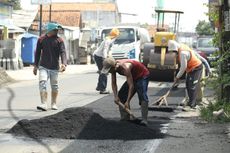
32, 2, 119, 30
42, 10, 81, 27
30, 2, 119, 64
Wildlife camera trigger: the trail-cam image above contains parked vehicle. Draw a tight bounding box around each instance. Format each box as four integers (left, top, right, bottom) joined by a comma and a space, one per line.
193, 36, 218, 66
99, 26, 151, 61
196, 50, 208, 61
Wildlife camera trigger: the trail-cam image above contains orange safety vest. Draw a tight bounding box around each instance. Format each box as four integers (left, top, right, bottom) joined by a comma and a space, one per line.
178, 44, 202, 73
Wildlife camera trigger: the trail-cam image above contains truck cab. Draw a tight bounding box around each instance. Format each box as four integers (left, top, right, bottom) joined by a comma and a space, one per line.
99, 26, 150, 61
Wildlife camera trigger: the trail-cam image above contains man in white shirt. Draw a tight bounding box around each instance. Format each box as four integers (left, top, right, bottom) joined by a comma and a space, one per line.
93, 28, 120, 94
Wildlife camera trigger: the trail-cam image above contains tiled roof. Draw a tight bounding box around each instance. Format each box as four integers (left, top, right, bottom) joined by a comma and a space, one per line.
36, 3, 117, 27
42, 3, 117, 11
42, 10, 81, 27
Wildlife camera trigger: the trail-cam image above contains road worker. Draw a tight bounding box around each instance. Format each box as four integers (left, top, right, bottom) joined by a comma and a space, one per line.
93, 28, 120, 94
101, 57, 150, 125
168, 40, 211, 111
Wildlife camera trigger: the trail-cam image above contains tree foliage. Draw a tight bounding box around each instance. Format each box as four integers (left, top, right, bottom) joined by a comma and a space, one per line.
195, 20, 214, 36
7, 0, 21, 10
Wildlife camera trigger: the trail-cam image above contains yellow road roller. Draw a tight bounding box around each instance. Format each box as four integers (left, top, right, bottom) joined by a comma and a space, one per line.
143, 9, 184, 81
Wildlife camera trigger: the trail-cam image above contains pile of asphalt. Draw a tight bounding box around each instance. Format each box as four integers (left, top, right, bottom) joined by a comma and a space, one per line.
7, 107, 164, 140
0, 68, 14, 86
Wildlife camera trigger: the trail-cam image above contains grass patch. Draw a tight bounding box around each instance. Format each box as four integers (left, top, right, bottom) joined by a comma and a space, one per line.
200, 101, 230, 123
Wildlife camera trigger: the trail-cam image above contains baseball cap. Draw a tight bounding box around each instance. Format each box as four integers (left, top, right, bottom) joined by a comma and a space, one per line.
168, 40, 180, 52
101, 58, 116, 74
46, 22, 63, 33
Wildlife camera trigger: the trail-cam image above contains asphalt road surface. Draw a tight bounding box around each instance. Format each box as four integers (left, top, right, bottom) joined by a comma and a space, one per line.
0, 68, 229, 153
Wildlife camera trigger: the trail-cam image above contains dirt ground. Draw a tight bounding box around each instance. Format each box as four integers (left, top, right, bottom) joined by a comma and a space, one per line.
7, 107, 164, 140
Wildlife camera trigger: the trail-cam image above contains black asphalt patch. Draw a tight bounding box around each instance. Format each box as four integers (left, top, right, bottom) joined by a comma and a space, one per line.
148, 106, 175, 112
7, 107, 164, 140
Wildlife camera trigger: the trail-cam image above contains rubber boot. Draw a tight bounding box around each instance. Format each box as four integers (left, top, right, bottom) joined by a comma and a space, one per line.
140, 101, 148, 126
51, 91, 58, 110
119, 105, 130, 121
37, 92, 48, 111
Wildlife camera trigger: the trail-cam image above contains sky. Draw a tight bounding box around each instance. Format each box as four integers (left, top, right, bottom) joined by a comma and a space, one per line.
116, 0, 209, 32
20, 0, 209, 32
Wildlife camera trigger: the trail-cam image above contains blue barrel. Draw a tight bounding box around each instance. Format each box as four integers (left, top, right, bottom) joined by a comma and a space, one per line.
21, 33, 38, 64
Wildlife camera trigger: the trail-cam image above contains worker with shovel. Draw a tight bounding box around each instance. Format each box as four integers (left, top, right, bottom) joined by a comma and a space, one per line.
101, 58, 150, 126
33, 22, 67, 111
167, 40, 211, 111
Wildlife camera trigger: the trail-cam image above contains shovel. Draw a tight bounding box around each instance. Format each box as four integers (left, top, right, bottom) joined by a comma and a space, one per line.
152, 81, 178, 106
116, 101, 142, 124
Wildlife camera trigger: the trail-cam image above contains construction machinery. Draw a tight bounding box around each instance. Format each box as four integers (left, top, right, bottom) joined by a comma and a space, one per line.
143, 9, 184, 81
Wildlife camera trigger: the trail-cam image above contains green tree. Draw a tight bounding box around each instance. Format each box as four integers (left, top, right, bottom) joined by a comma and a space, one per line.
7, 0, 21, 10
195, 20, 214, 36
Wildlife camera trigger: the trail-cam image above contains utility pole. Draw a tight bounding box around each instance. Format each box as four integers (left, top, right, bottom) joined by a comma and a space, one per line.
39, 4, 42, 36
49, 4, 52, 22
218, 0, 230, 102
32, 0, 52, 36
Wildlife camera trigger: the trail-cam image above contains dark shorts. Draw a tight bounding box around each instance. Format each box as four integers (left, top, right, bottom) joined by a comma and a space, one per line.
118, 75, 149, 104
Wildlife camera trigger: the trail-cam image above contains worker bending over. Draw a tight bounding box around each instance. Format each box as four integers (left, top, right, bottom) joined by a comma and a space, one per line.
101, 58, 150, 125
168, 40, 211, 110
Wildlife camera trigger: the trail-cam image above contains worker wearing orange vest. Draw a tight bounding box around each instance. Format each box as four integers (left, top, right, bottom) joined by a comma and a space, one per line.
168, 40, 211, 110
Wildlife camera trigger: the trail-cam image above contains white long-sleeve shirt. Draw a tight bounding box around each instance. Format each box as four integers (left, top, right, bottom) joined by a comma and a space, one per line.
93, 37, 116, 58
176, 50, 211, 79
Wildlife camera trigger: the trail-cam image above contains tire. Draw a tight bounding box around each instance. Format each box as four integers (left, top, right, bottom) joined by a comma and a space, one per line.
142, 43, 154, 66
149, 69, 175, 82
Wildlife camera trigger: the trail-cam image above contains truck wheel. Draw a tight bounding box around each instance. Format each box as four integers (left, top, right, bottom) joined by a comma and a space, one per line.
143, 43, 154, 66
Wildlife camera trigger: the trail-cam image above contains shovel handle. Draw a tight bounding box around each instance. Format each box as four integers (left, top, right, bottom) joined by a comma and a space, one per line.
152, 81, 178, 106
116, 101, 135, 118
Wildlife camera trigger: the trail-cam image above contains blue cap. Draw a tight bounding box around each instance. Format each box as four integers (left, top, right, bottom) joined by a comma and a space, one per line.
46, 22, 63, 33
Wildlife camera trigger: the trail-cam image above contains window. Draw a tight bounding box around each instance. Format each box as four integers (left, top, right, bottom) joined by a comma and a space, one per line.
101, 28, 135, 44
197, 38, 213, 48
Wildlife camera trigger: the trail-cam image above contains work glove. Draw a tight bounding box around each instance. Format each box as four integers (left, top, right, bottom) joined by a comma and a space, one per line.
172, 77, 180, 89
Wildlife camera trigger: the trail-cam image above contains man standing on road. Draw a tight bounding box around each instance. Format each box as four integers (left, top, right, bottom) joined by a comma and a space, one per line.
33, 22, 67, 111
168, 40, 211, 111
101, 58, 150, 125
93, 28, 120, 94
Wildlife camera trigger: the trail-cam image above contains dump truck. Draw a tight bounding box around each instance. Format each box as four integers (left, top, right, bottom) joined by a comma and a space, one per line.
143, 9, 184, 81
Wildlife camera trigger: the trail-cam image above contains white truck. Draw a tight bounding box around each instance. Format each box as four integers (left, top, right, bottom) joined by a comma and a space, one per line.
98, 26, 150, 61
